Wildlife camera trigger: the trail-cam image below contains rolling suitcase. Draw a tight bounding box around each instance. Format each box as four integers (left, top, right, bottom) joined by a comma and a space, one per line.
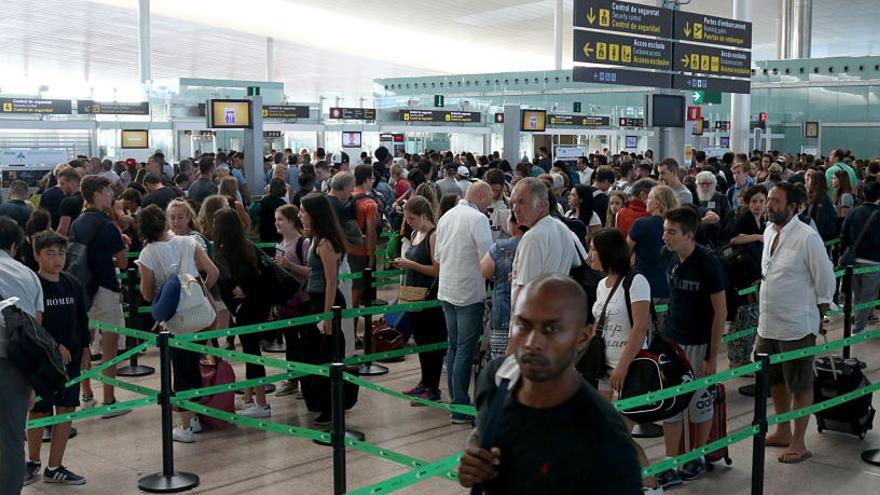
813, 355, 875, 439
678, 384, 733, 468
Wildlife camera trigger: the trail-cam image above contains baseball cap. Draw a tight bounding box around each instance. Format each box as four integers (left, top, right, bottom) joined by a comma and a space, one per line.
125, 158, 137, 166
457, 166, 470, 178
331, 152, 343, 164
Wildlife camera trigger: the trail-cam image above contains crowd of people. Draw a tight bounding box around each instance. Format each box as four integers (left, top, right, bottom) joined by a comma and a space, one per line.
0, 143, 878, 494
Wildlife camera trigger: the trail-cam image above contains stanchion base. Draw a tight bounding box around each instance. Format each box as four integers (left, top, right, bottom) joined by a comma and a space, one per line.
738, 384, 770, 398
261, 342, 286, 353
233, 383, 276, 395
358, 363, 389, 376
313, 429, 366, 446
631, 423, 664, 438
117, 365, 155, 377
137, 472, 200, 493
862, 449, 880, 466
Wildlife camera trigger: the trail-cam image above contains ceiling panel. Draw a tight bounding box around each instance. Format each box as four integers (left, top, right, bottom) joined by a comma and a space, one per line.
0, 0, 878, 100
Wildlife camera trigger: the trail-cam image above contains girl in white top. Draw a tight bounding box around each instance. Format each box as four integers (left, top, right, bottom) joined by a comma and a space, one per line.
135, 205, 219, 443
588, 227, 657, 492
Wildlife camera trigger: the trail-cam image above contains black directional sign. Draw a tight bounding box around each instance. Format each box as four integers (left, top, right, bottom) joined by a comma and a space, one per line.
619, 117, 645, 127
548, 114, 611, 127
399, 110, 481, 123
262, 105, 309, 119
573, 30, 673, 71
673, 43, 751, 78
674, 11, 752, 49
574, 0, 673, 39
328, 107, 376, 120
672, 74, 751, 94
573, 66, 672, 89
77, 100, 150, 115
0, 98, 72, 114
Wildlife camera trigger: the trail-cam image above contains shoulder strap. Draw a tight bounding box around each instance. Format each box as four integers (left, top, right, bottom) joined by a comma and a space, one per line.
596, 276, 624, 338
295, 236, 306, 264
623, 271, 657, 329
72, 211, 106, 246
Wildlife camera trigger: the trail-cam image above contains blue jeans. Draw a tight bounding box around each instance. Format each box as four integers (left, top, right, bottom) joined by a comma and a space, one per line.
442, 301, 485, 417
852, 268, 880, 334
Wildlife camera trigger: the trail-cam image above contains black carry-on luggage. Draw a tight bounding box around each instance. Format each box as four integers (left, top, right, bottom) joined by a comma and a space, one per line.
813, 354, 875, 439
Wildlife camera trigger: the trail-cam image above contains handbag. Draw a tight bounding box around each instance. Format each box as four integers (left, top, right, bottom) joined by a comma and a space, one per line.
159, 238, 216, 334
576, 275, 623, 384
198, 358, 235, 429
839, 209, 880, 267
397, 229, 436, 306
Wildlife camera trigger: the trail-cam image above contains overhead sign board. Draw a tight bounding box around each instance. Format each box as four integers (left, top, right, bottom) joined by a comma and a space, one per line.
672, 74, 751, 94
691, 91, 722, 104
328, 107, 376, 120
674, 43, 751, 78
548, 114, 611, 127
263, 131, 283, 138
0, 98, 72, 115
715, 121, 731, 131
573, 0, 673, 39
262, 105, 309, 119
573, 66, 672, 89
77, 100, 150, 115
398, 110, 481, 123
619, 117, 645, 127
573, 30, 673, 71
674, 11, 752, 49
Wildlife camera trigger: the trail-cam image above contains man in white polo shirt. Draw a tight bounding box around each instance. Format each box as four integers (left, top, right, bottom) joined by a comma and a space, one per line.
435, 181, 494, 424
757, 182, 835, 465
509, 177, 585, 308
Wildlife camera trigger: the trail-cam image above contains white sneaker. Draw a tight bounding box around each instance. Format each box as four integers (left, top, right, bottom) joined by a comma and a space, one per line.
642, 485, 664, 494
234, 397, 254, 410
172, 426, 194, 443
238, 404, 272, 418
190, 416, 203, 434
80, 396, 96, 410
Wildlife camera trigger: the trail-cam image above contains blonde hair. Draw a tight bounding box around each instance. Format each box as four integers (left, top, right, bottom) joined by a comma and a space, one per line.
606, 191, 629, 227
219, 176, 239, 204
167, 198, 201, 233
198, 194, 228, 241
649, 185, 680, 215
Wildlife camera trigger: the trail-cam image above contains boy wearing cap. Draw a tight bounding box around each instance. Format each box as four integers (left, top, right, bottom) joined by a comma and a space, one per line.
456, 166, 472, 194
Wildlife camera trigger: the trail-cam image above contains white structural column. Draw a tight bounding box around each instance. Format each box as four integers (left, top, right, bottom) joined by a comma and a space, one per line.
730, 0, 753, 154
138, 0, 151, 83
266, 37, 275, 81
791, 0, 812, 59
553, 0, 563, 70
777, 0, 792, 59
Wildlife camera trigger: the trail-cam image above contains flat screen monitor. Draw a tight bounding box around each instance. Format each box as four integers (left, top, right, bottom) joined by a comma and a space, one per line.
342, 131, 362, 148
521, 110, 546, 132
650, 94, 685, 128
719, 136, 730, 148
625, 136, 639, 149
120, 129, 149, 149
209, 99, 252, 129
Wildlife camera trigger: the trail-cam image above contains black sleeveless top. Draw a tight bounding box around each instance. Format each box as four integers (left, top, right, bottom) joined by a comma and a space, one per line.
404, 229, 436, 289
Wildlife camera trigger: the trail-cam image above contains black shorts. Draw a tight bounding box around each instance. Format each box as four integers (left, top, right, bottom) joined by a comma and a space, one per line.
32, 364, 81, 413
171, 347, 203, 393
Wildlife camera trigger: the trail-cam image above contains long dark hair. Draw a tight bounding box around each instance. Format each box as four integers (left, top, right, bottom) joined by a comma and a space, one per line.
591, 228, 632, 276
573, 184, 594, 225
213, 207, 257, 273
300, 193, 347, 254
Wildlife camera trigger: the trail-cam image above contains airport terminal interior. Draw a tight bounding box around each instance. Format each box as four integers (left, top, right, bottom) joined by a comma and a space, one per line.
2, 0, 880, 494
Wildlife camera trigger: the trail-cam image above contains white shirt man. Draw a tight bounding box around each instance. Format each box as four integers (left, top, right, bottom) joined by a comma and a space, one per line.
435, 198, 493, 306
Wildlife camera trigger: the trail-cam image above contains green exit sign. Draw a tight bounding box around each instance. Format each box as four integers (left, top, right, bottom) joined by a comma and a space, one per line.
434, 95, 444, 107
691, 91, 722, 104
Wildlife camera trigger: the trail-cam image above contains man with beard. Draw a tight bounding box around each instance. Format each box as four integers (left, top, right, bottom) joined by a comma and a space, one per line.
459, 274, 642, 494
695, 171, 731, 245
758, 182, 835, 465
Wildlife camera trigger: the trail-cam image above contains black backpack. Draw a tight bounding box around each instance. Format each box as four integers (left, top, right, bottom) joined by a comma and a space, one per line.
2, 299, 69, 398
65, 212, 106, 309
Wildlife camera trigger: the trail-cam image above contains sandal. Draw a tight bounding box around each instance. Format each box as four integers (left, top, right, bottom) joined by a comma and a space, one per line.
778, 450, 812, 464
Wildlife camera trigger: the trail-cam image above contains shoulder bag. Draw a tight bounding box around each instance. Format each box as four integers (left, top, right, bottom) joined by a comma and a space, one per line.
839, 209, 880, 268
398, 229, 437, 306
576, 275, 623, 385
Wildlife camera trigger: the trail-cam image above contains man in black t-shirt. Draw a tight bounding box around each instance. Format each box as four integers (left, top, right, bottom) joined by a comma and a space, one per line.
56, 168, 83, 237
656, 207, 728, 487
0, 180, 33, 229
141, 173, 182, 211
24, 231, 89, 485
459, 274, 642, 495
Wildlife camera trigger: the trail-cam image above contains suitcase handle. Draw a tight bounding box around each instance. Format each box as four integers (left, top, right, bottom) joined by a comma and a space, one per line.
812, 334, 841, 377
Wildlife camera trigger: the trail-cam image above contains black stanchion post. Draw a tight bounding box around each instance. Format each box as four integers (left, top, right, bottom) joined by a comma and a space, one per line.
358, 267, 389, 376
750, 353, 770, 495
138, 331, 199, 493
118, 266, 155, 377
330, 362, 346, 495
842, 264, 854, 360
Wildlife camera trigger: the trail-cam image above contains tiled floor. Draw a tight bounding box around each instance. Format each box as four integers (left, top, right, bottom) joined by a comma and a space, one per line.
21, 315, 880, 495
